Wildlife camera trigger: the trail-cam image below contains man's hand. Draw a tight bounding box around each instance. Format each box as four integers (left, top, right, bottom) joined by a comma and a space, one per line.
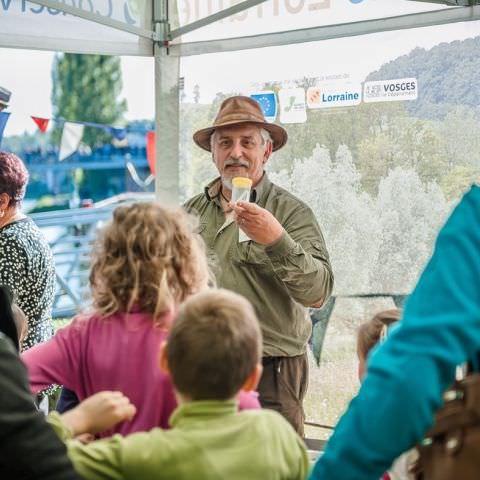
60, 391, 136, 437
231, 201, 284, 246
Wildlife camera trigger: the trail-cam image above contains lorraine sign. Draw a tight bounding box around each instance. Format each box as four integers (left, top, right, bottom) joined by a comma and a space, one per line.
364, 78, 418, 103
307, 83, 362, 109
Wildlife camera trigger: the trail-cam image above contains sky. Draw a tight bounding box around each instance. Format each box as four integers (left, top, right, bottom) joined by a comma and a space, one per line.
0, 0, 479, 136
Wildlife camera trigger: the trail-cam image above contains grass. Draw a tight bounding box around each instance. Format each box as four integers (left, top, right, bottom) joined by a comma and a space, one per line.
304, 296, 397, 440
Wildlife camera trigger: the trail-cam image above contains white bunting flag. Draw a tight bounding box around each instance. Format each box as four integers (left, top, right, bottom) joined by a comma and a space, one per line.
59, 122, 84, 161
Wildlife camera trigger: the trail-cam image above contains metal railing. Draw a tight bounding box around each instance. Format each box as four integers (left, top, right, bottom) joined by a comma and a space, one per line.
30, 193, 154, 319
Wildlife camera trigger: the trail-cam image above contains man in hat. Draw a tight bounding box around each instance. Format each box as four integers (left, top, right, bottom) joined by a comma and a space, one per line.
185, 96, 334, 435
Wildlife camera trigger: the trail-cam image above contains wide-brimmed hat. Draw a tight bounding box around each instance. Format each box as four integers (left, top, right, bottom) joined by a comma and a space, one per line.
193, 96, 288, 152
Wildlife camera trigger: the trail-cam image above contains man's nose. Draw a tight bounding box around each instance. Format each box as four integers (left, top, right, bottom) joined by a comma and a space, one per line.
230, 141, 244, 159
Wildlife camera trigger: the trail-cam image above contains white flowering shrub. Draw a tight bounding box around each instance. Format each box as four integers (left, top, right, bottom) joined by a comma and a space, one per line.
270, 145, 450, 295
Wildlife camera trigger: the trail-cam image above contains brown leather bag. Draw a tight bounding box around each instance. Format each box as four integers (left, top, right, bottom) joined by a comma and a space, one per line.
414, 373, 480, 479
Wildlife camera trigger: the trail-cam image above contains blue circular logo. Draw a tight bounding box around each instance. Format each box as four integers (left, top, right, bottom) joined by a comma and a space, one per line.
350, 0, 364, 4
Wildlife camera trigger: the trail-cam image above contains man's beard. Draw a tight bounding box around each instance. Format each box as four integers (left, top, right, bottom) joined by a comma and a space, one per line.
221, 176, 233, 191
221, 159, 249, 191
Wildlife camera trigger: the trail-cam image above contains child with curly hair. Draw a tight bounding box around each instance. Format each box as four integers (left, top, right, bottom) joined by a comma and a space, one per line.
23, 203, 258, 437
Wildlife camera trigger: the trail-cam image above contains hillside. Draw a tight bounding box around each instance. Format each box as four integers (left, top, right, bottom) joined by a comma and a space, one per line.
366, 36, 480, 119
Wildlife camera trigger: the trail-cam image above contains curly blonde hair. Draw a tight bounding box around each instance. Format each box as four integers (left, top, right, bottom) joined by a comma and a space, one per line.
89, 202, 210, 322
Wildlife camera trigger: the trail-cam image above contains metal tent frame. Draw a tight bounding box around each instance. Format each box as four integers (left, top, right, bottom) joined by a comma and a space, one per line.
25, 0, 480, 204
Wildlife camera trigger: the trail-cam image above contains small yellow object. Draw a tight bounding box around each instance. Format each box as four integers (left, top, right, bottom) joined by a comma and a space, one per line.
232, 177, 252, 189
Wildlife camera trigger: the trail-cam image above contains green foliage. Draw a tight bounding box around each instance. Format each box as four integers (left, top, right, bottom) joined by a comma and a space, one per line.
440, 164, 480, 200
28, 195, 70, 213
366, 37, 480, 120
2, 130, 52, 153
51, 53, 127, 147
181, 36, 480, 202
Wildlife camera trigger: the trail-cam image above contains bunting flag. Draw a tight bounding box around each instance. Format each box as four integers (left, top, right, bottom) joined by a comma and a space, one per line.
0, 112, 11, 146
126, 161, 154, 190
106, 126, 127, 141
146, 131, 155, 175
31, 116, 50, 133
59, 122, 85, 161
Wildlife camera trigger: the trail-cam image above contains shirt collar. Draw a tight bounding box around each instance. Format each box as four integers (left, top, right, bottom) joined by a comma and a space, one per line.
204, 173, 271, 206
169, 400, 238, 428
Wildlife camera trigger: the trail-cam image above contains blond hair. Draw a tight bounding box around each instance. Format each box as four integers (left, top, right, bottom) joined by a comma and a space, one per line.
89, 202, 210, 322
167, 289, 262, 401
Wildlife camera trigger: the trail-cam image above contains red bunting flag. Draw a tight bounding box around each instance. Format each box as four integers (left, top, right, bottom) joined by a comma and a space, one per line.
146, 130, 155, 175
31, 116, 50, 133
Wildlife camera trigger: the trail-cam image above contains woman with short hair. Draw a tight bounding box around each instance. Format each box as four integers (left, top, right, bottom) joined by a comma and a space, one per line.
0, 151, 56, 350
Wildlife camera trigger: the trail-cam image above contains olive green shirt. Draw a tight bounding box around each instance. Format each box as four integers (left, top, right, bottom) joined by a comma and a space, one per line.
185, 174, 333, 357
48, 401, 309, 480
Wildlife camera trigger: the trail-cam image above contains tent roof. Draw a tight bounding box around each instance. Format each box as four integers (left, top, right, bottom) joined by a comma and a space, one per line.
1, 1, 479, 57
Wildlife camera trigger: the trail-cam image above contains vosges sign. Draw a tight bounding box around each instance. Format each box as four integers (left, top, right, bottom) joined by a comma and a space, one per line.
364, 78, 418, 103
307, 84, 362, 109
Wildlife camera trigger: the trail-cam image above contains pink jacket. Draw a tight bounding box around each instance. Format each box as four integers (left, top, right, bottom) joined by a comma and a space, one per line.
22, 311, 259, 437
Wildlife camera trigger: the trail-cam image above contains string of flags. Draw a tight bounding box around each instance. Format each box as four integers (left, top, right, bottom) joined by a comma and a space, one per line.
0, 111, 156, 188
0, 113, 140, 161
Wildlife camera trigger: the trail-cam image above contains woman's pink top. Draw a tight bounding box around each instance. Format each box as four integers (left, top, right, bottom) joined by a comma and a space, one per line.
22, 311, 259, 437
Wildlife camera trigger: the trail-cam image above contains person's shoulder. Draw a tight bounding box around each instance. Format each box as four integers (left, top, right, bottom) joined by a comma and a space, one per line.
268, 181, 315, 215
0, 224, 29, 254
183, 192, 207, 213
1, 218, 48, 250
241, 408, 299, 433
55, 311, 101, 338
121, 428, 173, 473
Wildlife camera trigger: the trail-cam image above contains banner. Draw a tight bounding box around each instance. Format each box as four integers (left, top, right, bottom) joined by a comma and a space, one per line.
175, 0, 453, 43
250, 92, 277, 122
307, 83, 362, 109
59, 122, 84, 161
364, 78, 418, 103
279, 88, 307, 124
0, 0, 153, 56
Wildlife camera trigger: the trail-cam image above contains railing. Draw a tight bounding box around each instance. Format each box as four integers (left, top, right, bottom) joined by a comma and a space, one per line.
30, 192, 154, 319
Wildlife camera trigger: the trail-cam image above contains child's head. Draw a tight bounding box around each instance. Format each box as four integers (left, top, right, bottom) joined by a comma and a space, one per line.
162, 289, 262, 402
357, 309, 401, 381
89, 202, 210, 321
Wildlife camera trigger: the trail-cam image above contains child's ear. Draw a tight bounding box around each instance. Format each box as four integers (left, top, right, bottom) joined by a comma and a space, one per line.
158, 341, 170, 374
241, 363, 263, 392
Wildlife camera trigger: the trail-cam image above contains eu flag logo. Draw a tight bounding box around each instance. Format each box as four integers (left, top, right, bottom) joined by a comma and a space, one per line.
250, 92, 277, 121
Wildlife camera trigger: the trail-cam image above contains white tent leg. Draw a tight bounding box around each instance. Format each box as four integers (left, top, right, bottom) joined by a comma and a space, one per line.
154, 0, 180, 206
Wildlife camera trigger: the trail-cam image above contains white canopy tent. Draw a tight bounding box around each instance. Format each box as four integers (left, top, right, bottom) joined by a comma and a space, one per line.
1, 0, 479, 204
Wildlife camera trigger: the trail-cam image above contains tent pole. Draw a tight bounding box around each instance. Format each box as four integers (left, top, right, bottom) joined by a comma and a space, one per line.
154, 0, 180, 205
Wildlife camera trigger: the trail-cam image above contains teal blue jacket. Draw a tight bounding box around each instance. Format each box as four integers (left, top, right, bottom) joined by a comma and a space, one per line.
310, 185, 480, 480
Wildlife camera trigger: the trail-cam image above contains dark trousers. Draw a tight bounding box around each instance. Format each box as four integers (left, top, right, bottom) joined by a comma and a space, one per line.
257, 353, 308, 437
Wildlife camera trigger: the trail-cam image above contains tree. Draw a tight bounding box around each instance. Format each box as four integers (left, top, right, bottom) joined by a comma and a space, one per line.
193, 84, 200, 104
51, 53, 127, 147
269, 145, 450, 296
